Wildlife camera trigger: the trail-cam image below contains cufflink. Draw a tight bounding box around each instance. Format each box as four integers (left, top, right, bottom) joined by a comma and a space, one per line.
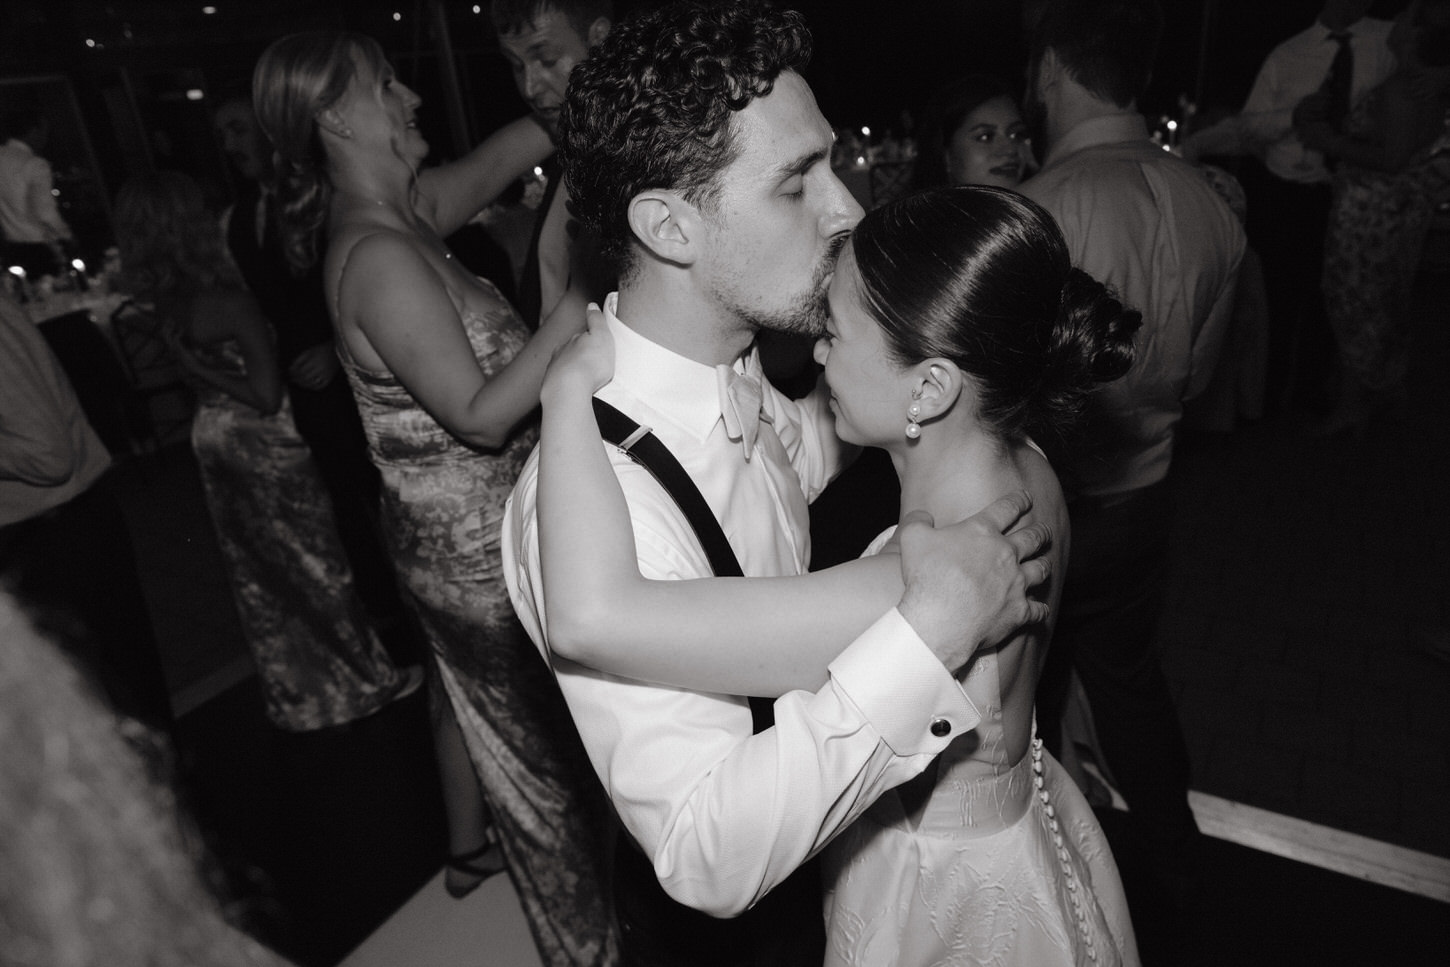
930, 718, 951, 738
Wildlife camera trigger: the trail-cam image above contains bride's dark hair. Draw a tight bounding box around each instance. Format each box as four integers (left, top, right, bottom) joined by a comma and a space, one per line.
252, 31, 388, 273
849, 185, 1139, 452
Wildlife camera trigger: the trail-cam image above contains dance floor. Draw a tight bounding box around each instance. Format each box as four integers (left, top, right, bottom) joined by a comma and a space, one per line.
113, 268, 1450, 965
169, 667, 1450, 967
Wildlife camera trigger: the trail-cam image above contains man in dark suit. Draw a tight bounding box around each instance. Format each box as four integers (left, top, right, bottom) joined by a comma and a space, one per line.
492, 0, 615, 328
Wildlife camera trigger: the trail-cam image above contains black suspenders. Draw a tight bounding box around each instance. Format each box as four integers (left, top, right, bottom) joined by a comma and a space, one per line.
591, 397, 776, 732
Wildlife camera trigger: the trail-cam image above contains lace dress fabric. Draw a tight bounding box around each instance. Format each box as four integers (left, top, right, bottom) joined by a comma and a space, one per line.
822, 530, 1139, 967
187, 336, 407, 731
336, 277, 617, 967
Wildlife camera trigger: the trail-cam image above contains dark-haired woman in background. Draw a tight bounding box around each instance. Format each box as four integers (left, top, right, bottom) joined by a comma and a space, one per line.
113, 171, 417, 733
912, 74, 1035, 191
537, 186, 1141, 966
252, 31, 616, 964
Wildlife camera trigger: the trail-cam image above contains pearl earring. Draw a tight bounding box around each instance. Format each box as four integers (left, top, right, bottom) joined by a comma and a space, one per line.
905, 402, 922, 440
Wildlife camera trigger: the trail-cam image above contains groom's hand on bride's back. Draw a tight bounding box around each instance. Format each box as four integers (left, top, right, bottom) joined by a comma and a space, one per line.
895, 492, 1052, 674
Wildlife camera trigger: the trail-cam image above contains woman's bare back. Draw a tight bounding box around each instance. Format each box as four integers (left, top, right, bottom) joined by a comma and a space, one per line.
926, 438, 1068, 774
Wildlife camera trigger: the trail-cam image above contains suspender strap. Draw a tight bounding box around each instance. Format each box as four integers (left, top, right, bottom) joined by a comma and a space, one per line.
591, 397, 775, 732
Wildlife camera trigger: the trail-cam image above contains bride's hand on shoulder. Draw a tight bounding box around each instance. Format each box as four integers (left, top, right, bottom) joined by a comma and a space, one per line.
542, 302, 614, 406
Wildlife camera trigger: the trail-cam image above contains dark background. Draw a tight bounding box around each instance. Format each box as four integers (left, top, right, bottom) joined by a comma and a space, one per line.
0, 0, 1409, 263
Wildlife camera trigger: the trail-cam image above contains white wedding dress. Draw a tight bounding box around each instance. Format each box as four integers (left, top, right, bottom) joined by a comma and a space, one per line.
821, 530, 1140, 967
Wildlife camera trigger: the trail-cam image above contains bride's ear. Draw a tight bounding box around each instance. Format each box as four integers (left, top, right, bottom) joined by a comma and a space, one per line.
911, 360, 965, 420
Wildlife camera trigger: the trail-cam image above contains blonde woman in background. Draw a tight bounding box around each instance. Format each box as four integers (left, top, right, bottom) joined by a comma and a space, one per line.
253, 31, 616, 965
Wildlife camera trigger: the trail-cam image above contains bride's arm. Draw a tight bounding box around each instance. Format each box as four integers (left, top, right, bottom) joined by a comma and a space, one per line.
538, 311, 902, 697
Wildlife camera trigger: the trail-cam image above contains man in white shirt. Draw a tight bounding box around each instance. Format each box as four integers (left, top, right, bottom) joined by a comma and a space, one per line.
503, 3, 1050, 965
1183, 0, 1395, 413
0, 291, 173, 737
1020, 0, 1244, 946
0, 109, 73, 279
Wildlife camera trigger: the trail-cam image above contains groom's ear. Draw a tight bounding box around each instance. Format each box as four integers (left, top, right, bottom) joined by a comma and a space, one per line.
626, 189, 699, 267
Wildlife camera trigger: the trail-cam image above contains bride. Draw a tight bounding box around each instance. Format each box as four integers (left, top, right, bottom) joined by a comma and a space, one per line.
535, 186, 1142, 966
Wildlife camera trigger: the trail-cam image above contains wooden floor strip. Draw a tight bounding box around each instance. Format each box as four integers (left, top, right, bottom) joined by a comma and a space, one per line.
1187, 791, 1450, 903
171, 654, 254, 718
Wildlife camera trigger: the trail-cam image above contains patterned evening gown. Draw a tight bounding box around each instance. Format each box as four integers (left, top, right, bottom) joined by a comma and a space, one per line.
336, 275, 617, 967
1322, 81, 1450, 396
822, 530, 1139, 967
187, 335, 411, 731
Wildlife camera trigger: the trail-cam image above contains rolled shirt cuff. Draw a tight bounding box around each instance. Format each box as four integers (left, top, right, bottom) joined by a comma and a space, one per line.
829, 607, 981, 756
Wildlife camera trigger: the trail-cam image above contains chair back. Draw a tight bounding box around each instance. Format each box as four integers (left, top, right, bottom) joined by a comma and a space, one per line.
868, 161, 915, 209
110, 300, 183, 389
109, 300, 194, 450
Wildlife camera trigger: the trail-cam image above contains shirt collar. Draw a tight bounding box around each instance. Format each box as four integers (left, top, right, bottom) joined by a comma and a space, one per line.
1041, 112, 1151, 169
600, 292, 760, 443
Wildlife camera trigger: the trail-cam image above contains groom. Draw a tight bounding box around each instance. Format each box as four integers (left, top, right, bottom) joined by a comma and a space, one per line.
502, 3, 1050, 964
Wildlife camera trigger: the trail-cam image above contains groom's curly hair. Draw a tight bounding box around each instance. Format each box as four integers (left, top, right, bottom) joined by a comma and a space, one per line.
559, 1, 812, 276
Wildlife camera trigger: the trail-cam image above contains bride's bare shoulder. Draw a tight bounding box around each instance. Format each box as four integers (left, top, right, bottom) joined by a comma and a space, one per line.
1015, 439, 1070, 555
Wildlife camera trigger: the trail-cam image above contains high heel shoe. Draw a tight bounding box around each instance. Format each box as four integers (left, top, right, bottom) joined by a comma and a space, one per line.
391, 664, 425, 701
444, 826, 507, 899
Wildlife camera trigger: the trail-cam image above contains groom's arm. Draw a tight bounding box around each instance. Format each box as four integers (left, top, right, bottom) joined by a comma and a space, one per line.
638, 496, 1049, 915
505, 459, 1047, 916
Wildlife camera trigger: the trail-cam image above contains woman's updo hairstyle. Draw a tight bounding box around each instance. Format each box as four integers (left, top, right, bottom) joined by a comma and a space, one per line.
849, 185, 1139, 450
253, 31, 385, 273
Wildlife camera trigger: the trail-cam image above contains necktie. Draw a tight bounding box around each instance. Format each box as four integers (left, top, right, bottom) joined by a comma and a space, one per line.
1325, 31, 1354, 128
716, 363, 770, 460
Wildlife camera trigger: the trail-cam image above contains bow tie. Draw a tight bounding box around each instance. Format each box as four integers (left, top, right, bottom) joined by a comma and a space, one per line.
716, 363, 772, 460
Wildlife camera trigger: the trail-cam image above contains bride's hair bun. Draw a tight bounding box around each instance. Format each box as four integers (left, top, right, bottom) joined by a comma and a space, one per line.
850, 186, 1139, 448
1033, 267, 1140, 434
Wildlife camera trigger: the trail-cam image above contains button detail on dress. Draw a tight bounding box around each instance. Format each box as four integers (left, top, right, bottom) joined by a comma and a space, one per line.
929, 718, 951, 738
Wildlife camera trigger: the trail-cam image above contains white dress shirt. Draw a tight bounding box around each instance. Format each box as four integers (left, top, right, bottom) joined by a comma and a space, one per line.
0, 293, 110, 526
0, 139, 71, 245
1021, 113, 1246, 496
1240, 16, 1397, 183
502, 292, 980, 916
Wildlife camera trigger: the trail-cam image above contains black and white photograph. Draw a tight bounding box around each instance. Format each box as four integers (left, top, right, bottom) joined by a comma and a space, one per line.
3, 2, 1448, 965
